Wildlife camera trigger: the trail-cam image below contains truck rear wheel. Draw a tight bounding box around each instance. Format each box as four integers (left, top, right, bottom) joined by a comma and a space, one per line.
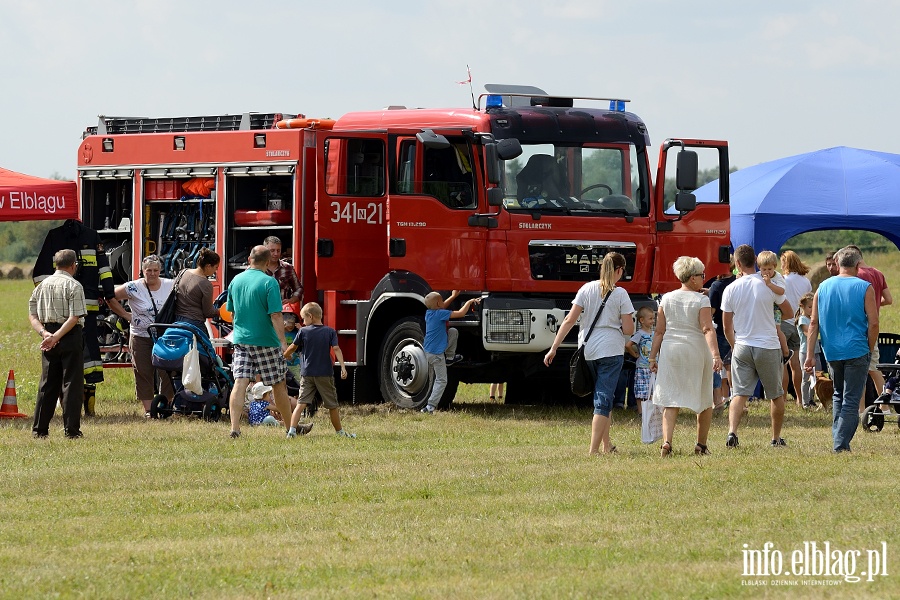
379, 317, 432, 409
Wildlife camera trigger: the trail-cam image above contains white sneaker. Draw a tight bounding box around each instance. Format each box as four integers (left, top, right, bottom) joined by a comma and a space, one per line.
420, 405, 435, 414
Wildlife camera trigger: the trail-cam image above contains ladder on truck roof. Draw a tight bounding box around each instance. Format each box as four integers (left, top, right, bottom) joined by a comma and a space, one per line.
84, 112, 298, 137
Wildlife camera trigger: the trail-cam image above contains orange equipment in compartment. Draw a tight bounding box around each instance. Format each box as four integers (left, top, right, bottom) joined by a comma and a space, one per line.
233, 210, 292, 226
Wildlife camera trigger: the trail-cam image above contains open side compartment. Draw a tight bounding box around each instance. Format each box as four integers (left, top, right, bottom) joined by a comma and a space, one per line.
80, 171, 134, 284
142, 175, 216, 278
223, 166, 296, 287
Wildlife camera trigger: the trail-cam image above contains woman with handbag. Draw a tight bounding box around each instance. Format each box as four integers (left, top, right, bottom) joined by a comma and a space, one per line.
647, 256, 723, 457
112, 255, 176, 416
544, 252, 635, 455
174, 247, 221, 330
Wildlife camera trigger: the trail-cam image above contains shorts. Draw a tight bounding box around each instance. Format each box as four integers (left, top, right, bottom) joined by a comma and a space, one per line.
589, 354, 624, 417
716, 332, 733, 364
869, 344, 880, 371
232, 344, 286, 386
780, 321, 801, 351
731, 344, 784, 399
298, 375, 340, 410
633, 367, 651, 400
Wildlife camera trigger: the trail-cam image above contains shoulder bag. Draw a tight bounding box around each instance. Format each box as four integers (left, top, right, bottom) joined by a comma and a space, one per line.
569, 289, 613, 397
155, 271, 184, 325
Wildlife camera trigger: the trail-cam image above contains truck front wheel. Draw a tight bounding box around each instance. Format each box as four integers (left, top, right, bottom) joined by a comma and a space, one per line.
379, 317, 432, 409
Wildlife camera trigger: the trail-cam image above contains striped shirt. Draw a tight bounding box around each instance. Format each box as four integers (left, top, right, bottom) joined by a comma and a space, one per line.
28, 270, 87, 327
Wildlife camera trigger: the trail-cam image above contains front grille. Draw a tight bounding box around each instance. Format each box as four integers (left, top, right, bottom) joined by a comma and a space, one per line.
529, 241, 637, 282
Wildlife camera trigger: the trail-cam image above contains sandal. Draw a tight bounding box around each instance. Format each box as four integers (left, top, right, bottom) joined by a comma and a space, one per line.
489, 395, 496, 401
694, 443, 711, 456
660, 441, 673, 458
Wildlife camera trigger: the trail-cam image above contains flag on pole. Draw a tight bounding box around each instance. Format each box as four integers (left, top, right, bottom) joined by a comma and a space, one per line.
457, 66, 472, 85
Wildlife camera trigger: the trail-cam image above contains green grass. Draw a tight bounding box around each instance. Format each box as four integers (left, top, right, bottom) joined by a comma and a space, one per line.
2, 276, 899, 599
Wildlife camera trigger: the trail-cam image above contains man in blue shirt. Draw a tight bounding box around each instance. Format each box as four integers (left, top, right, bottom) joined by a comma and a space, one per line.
804, 246, 878, 452
226, 245, 303, 438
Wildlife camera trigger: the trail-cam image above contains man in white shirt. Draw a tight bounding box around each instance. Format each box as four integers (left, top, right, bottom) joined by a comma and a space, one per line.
722, 244, 792, 448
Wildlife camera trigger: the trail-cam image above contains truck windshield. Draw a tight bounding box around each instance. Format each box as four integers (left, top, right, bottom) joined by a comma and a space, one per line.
501, 143, 647, 217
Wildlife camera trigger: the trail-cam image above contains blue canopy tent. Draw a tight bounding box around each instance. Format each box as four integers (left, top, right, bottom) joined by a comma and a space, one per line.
694, 146, 900, 252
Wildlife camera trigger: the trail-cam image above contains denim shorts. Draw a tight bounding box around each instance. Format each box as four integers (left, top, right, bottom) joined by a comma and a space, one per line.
716, 332, 733, 364
589, 354, 624, 417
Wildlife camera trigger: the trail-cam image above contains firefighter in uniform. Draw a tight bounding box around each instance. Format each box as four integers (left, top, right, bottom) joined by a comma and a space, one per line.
33, 219, 121, 416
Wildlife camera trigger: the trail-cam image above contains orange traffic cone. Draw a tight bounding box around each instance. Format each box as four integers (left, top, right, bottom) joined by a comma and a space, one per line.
0, 370, 27, 419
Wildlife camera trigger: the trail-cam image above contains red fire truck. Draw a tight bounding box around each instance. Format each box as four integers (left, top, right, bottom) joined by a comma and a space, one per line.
77, 85, 730, 407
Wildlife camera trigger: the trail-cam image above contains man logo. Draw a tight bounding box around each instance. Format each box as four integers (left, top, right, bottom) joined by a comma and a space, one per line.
566, 253, 601, 270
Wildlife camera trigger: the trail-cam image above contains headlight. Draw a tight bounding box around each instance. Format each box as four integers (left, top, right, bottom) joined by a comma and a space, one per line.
484, 309, 530, 344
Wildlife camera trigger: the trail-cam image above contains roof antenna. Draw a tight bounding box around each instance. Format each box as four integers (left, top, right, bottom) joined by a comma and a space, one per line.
457, 65, 475, 110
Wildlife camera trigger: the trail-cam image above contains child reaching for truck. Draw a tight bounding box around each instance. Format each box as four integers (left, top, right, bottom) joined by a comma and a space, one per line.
420, 290, 481, 414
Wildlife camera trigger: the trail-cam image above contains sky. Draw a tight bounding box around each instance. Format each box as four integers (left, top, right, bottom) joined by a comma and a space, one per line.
1, 0, 897, 180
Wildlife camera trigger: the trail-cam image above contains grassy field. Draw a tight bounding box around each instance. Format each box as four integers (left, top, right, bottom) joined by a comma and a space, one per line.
1, 259, 899, 599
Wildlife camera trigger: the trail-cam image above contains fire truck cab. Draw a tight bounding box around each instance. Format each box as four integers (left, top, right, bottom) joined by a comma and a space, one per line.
77, 85, 729, 407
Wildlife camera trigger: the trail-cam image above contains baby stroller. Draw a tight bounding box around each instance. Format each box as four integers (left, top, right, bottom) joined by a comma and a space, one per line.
148, 322, 233, 422
861, 341, 900, 432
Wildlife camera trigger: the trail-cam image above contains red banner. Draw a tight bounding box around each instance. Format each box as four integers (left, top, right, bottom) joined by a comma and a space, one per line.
0, 167, 78, 221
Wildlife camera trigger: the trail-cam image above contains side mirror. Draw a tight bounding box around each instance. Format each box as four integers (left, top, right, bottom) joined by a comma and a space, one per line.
416, 129, 451, 149
488, 187, 504, 206
496, 138, 522, 160
675, 150, 699, 191
674, 192, 696, 212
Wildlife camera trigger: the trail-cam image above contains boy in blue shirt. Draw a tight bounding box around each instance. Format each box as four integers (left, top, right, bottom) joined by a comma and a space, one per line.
421, 290, 481, 413
285, 302, 354, 438
626, 306, 655, 415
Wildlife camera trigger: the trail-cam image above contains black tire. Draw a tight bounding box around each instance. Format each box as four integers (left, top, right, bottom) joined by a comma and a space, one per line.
861, 405, 884, 432
202, 398, 221, 422
379, 317, 432, 409
151, 394, 171, 420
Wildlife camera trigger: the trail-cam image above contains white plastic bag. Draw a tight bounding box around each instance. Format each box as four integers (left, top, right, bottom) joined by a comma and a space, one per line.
641, 373, 663, 444
182, 336, 203, 395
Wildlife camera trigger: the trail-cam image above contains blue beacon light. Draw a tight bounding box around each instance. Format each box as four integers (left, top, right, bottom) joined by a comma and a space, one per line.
486, 95, 503, 108
609, 100, 626, 112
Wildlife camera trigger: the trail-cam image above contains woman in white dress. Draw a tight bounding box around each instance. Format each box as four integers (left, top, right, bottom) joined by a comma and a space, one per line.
648, 257, 723, 457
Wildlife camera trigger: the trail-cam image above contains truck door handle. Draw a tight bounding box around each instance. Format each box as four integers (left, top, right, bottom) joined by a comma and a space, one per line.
389, 238, 406, 257
317, 239, 334, 257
